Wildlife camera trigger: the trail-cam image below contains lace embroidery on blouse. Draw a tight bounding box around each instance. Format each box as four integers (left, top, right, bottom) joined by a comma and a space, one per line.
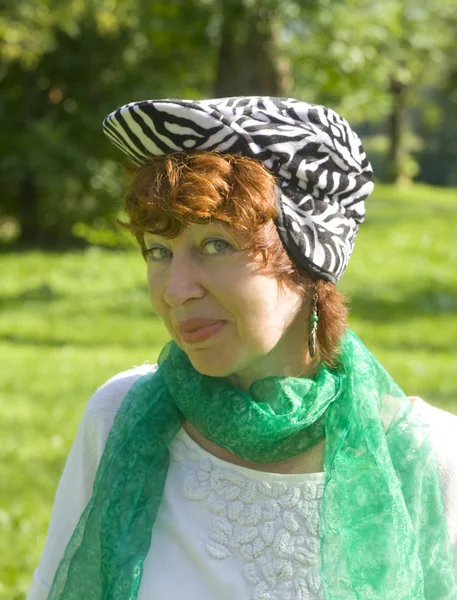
171, 433, 326, 600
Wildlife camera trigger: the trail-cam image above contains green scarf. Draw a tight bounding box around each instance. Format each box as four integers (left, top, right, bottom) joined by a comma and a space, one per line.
46, 330, 457, 599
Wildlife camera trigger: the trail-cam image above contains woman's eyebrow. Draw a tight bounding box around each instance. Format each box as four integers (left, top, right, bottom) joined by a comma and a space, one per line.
143, 232, 167, 243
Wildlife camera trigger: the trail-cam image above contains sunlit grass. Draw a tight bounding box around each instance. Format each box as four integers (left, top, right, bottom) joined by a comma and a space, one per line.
1, 182, 456, 599
342, 182, 457, 406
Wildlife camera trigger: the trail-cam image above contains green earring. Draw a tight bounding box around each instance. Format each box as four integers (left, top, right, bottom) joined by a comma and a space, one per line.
308, 290, 319, 358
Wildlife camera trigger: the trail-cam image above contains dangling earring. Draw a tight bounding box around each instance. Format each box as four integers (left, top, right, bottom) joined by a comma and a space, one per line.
308, 289, 318, 358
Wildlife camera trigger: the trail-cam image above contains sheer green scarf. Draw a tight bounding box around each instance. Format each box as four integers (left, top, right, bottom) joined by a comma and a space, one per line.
46, 330, 457, 599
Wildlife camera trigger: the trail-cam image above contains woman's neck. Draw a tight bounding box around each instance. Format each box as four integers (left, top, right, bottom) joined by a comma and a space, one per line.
182, 420, 326, 474
226, 341, 317, 393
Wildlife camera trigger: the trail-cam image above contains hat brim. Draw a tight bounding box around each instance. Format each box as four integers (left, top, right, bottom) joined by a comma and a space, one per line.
103, 100, 246, 165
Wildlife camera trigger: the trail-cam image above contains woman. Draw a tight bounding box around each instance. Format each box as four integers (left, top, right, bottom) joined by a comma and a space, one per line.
27, 97, 457, 600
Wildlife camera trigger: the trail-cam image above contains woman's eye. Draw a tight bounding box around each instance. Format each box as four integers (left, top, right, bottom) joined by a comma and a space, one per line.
145, 246, 172, 261
204, 239, 230, 255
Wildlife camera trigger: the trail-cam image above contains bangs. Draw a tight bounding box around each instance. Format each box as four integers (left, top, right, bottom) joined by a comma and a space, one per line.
121, 152, 278, 242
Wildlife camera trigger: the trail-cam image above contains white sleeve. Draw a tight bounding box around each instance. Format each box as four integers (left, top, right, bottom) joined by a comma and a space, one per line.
26, 365, 157, 600
413, 398, 457, 573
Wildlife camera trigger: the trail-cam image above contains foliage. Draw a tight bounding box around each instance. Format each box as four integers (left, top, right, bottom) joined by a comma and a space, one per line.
0, 0, 217, 245
1, 183, 457, 599
1, 0, 457, 244
288, 0, 457, 117
287, 0, 457, 183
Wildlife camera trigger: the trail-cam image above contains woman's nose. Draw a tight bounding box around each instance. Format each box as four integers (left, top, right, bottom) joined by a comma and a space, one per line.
162, 258, 205, 307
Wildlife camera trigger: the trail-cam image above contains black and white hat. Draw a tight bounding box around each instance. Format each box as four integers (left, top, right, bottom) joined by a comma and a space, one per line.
102, 97, 374, 283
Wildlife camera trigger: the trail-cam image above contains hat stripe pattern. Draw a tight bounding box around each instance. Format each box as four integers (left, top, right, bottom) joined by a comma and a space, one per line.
103, 97, 374, 282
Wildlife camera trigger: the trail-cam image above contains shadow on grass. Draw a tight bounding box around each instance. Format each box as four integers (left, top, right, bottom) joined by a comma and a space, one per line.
349, 285, 457, 322
360, 197, 457, 227
371, 339, 457, 353
0, 283, 154, 316
0, 285, 64, 308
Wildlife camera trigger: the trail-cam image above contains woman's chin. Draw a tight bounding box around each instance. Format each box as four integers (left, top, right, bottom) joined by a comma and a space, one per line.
186, 350, 235, 378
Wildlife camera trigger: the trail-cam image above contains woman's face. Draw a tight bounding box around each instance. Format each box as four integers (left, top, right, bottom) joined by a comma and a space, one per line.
144, 221, 311, 389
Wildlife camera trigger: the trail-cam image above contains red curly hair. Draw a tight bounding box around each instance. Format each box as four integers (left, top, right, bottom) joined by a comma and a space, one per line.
120, 151, 348, 367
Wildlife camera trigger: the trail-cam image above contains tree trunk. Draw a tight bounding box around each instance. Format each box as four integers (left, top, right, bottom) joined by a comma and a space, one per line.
214, 0, 290, 97
387, 77, 412, 186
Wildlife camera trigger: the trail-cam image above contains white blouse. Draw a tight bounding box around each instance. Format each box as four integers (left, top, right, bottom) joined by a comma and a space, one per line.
27, 366, 457, 600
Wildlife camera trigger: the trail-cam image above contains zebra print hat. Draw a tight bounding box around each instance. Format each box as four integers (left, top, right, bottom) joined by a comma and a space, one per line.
103, 97, 374, 283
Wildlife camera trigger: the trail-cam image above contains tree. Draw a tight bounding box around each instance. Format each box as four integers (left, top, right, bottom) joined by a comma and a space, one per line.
214, 0, 291, 97
286, 0, 457, 185
0, 0, 217, 246
2, 0, 457, 248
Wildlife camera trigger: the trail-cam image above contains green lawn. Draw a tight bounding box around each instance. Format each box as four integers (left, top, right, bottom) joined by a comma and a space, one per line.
1, 183, 456, 599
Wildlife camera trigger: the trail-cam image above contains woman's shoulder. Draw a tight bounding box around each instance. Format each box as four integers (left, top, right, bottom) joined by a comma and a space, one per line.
411, 397, 457, 437
411, 398, 457, 513
25, 364, 159, 600
411, 397, 457, 462
411, 398, 457, 564
83, 364, 159, 433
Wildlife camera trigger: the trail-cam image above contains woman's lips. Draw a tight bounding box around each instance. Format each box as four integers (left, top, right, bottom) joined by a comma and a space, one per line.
178, 321, 226, 344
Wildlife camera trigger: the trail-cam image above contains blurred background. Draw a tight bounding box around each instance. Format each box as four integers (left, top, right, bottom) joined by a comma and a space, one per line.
0, 1, 456, 598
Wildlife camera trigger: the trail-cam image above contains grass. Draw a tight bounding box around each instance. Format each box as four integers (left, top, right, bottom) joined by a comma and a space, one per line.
1, 182, 456, 599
